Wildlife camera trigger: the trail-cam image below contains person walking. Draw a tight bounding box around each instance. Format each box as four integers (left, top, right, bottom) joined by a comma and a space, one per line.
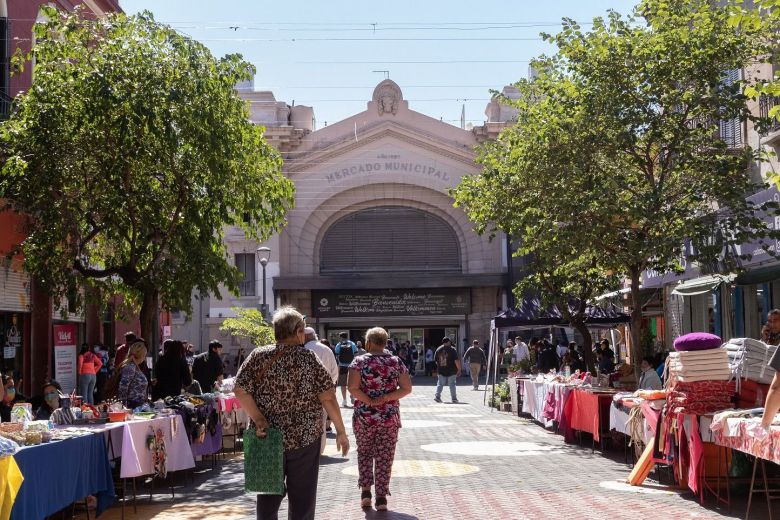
234, 307, 349, 520
77, 343, 102, 405
334, 332, 358, 407
433, 337, 461, 403
192, 340, 224, 393
424, 347, 434, 376
348, 327, 412, 511
463, 340, 486, 390
303, 327, 339, 453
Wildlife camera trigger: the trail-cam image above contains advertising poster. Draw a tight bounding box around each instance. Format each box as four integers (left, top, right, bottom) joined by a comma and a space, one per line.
53, 324, 78, 394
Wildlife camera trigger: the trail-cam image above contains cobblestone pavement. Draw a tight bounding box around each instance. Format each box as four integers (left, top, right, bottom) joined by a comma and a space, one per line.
90, 376, 771, 520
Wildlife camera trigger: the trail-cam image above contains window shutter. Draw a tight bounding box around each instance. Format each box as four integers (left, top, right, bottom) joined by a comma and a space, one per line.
320, 207, 461, 273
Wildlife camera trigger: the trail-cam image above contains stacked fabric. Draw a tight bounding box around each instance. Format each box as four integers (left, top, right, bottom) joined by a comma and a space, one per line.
723, 337, 777, 385
666, 380, 735, 415
666, 348, 732, 383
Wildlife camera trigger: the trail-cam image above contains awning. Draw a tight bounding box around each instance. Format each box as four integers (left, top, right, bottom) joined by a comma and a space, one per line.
734, 263, 780, 286
671, 274, 734, 296
593, 287, 631, 301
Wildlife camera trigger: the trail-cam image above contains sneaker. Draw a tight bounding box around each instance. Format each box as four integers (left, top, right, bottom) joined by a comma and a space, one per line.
434, 396, 442, 403
361, 490, 372, 508
375, 496, 388, 511
452, 398, 459, 404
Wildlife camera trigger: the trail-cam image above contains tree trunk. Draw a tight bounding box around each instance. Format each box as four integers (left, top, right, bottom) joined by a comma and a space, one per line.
572, 320, 596, 373
139, 287, 159, 351
628, 266, 644, 379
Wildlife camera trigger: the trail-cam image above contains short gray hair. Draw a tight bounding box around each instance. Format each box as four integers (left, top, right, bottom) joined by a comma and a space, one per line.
272, 306, 305, 342
365, 327, 389, 347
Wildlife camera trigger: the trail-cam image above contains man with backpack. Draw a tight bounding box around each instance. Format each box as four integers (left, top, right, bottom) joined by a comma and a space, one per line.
334, 332, 358, 407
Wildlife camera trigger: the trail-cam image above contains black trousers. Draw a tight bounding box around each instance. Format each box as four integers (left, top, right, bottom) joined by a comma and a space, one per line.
258, 439, 321, 520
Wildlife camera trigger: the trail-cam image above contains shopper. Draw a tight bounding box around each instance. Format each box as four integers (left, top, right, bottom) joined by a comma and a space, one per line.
113, 331, 137, 368
117, 340, 150, 409
234, 306, 349, 520
348, 327, 412, 511
434, 337, 461, 403
424, 347, 434, 376
513, 336, 530, 363
304, 327, 339, 453
94, 344, 110, 403
192, 339, 224, 393
334, 332, 358, 407
0, 375, 22, 422
77, 343, 103, 405
536, 340, 560, 373
463, 339, 486, 390
35, 380, 63, 421
152, 339, 192, 400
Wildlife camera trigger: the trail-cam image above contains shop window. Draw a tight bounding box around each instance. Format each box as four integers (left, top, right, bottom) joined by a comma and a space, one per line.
320, 206, 461, 273
235, 253, 256, 296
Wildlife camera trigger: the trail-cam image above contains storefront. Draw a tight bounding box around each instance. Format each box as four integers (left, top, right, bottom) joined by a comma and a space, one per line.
268, 80, 508, 354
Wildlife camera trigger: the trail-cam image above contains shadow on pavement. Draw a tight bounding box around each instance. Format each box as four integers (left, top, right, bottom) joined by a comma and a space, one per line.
362, 510, 419, 519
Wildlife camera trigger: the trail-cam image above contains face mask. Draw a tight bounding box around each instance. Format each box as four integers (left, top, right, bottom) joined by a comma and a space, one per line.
45, 392, 59, 408
4, 387, 16, 401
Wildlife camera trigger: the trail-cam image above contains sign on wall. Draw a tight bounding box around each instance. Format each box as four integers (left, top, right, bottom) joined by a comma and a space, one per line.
312, 288, 470, 318
53, 324, 78, 394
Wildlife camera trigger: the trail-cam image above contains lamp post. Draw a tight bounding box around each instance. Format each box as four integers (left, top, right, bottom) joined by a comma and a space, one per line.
256, 246, 271, 321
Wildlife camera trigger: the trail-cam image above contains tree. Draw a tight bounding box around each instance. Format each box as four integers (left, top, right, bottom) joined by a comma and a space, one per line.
0, 8, 294, 344
220, 307, 275, 347
455, 0, 778, 374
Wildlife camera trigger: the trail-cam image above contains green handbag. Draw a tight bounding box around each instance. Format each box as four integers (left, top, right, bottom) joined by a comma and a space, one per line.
244, 427, 284, 495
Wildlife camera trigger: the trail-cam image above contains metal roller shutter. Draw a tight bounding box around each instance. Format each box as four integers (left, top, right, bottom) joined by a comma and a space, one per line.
320, 206, 461, 273
0, 266, 30, 312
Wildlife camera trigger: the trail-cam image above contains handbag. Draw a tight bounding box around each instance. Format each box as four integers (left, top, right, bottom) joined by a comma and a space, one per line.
242, 346, 288, 495
244, 426, 284, 494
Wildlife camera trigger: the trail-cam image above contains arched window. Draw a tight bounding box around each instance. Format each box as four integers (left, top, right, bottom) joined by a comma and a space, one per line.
320, 206, 462, 273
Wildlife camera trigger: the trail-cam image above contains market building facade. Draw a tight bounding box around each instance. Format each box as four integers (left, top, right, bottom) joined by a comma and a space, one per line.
192, 80, 518, 358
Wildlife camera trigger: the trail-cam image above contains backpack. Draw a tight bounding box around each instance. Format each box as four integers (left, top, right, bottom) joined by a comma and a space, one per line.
337, 342, 355, 365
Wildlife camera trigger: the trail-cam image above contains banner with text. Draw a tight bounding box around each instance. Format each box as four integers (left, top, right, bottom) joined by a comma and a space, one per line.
53, 324, 78, 394
312, 288, 470, 318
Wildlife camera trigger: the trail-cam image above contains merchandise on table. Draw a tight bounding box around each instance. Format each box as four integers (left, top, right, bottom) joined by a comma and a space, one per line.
723, 337, 777, 385
666, 348, 731, 383
664, 380, 735, 415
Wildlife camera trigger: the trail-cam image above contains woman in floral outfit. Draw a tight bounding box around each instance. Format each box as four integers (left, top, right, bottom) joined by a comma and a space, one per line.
348, 327, 412, 511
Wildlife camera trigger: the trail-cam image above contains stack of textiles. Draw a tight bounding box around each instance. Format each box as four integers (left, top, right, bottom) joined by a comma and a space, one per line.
723, 338, 777, 385
666, 348, 732, 384
666, 380, 735, 415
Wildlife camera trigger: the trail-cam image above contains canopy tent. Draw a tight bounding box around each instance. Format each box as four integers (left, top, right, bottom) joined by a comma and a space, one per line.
484, 298, 630, 406
493, 298, 631, 329
671, 274, 735, 296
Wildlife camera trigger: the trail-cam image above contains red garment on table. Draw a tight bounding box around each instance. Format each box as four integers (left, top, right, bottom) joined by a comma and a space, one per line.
568, 389, 611, 442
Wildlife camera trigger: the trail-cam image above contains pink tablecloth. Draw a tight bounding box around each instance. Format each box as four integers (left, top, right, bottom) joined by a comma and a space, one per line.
568, 389, 612, 442
107, 415, 195, 478
711, 418, 780, 465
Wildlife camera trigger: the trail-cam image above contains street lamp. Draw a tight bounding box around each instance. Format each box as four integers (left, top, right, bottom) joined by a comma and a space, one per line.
256, 246, 271, 321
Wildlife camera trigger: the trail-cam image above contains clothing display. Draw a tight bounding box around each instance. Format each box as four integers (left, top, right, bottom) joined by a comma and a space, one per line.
665, 380, 735, 415
723, 337, 778, 385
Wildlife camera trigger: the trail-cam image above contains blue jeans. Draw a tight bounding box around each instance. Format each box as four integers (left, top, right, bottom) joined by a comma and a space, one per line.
79, 373, 96, 405
435, 374, 458, 401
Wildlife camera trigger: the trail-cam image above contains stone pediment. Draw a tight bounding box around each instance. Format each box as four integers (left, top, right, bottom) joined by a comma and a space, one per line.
284, 120, 477, 174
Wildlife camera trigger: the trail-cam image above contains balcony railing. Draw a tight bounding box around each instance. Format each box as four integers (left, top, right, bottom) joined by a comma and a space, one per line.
685, 113, 744, 150
759, 94, 780, 136
238, 279, 256, 297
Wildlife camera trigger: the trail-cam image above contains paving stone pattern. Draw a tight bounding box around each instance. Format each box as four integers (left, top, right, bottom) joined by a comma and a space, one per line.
91, 377, 771, 520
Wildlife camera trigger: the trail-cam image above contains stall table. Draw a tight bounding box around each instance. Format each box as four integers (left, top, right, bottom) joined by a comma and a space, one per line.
567, 389, 614, 450
521, 380, 553, 427
8, 432, 114, 520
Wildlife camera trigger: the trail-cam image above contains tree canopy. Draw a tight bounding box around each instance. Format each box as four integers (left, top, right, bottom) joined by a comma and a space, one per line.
0, 7, 294, 342
454, 0, 778, 371
220, 307, 275, 348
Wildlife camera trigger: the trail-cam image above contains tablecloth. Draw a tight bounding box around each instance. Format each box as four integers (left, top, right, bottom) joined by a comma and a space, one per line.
107, 415, 195, 478
711, 417, 780, 465
610, 402, 631, 436
568, 389, 612, 442
10, 433, 114, 520
0, 456, 23, 520
521, 380, 553, 427
190, 423, 222, 457
217, 395, 241, 412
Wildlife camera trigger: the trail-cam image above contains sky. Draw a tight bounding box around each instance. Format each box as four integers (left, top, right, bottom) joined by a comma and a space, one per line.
119, 0, 638, 129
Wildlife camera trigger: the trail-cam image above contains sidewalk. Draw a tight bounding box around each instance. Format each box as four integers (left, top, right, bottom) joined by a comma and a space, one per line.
89, 376, 768, 519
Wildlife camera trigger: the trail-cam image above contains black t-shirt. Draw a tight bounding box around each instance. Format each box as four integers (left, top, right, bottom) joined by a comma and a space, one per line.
434, 345, 459, 376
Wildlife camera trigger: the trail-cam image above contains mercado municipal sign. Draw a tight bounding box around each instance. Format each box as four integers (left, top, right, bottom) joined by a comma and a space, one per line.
312, 288, 470, 318
325, 154, 453, 184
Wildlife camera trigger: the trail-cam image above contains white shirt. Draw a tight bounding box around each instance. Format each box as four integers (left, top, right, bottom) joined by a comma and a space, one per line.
304, 340, 339, 384
638, 367, 663, 391
513, 342, 530, 362
556, 344, 569, 359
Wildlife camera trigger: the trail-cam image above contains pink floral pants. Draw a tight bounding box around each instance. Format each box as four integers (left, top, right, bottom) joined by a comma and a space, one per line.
354, 422, 400, 497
